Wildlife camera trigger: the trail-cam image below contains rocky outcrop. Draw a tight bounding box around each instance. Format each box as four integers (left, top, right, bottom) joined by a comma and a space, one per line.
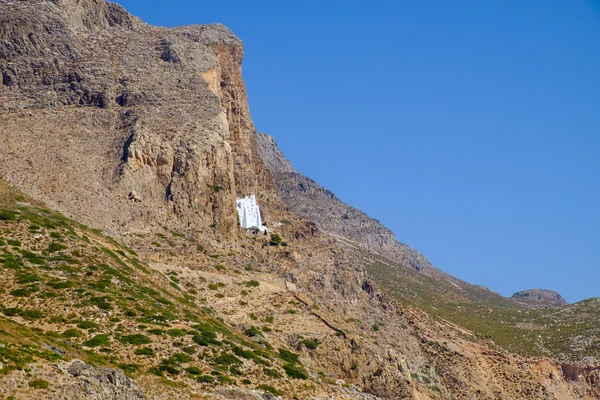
511, 288, 567, 309
57, 360, 144, 400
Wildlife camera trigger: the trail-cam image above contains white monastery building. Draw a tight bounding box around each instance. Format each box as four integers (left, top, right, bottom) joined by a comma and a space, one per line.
236, 195, 266, 232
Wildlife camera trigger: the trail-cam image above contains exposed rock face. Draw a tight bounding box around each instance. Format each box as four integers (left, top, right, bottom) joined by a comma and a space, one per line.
256, 132, 434, 274
511, 288, 567, 309
57, 360, 144, 400
0, 0, 273, 240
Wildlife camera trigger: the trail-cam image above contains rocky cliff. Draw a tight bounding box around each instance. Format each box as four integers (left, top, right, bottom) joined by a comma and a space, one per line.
511, 288, 568, 309
0, 0, 277, 242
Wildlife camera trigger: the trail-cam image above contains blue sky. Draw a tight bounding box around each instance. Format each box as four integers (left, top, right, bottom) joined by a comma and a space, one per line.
116, 0, 600, 303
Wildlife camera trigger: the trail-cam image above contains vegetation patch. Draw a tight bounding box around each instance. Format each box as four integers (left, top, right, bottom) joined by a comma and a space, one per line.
84, 334, 110, 347
28, 379, 49, 389
120, 334, 151, 345
256, 384, 282, 396
283, 362, 309, 379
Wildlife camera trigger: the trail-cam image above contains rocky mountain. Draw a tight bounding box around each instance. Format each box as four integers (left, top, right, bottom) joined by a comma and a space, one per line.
0, 1, 599, 399
256, 132, 436, 275
511, 288, 568, 309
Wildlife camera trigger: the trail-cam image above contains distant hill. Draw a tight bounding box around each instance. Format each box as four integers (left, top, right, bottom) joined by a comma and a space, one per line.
512, 288, 568, 309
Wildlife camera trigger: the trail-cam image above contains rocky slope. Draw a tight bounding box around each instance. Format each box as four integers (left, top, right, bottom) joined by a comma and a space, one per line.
512, 289, 568, 309
256, 133, 436, 275
0, 1, 599, 399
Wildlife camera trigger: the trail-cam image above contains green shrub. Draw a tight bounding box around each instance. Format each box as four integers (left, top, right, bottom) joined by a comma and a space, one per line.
157, 362, 180, 375
249, 313, 257, 321
89, 296, 112, 310
372, 323, 380, 331
115, 363, 139, 376
214, 265, 225, 271
120, 334, 151, 345
166, 329, 186, 337
10, 288, 32, 297
214, 353, 242, 366
245, 280, 259, 288
28, 379, 49, 389
232, 346, 253, 359
50, 280, 74, 289
242, 378, 251, 384
50, 315, 67, 323
186, 366, 202, 375
278, 348, 299, 364
256, 384, 282, 396
265, 316, 274, 323
283, 363, 308, 379
78, 321, 100, 330
170, 353, 192, 363
286, 309, 297, 314
22, 252, 46, 265
229, 365, 244, 376
62, 329, 83, 338
193, 374, 214, 383
302, 339, 319, 350
218, 374, 234, 384
147, 328, 166, 336
7, 239, 21, 247
134, 347, 155, 357
47, 242, 67, 252
269, 233, 283, 245
3, 307, 22, 316
0, 210, 17, 220
263, 368, 282, 378
244, 326, 262, 338
21, 310, 44, 319
208, 283, 218, 290
84, 334, 110, 347
16, 274, 41, 284
192, 333, 220, 346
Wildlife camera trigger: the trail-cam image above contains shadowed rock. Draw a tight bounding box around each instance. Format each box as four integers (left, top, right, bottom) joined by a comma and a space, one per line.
511, 288, 567, 308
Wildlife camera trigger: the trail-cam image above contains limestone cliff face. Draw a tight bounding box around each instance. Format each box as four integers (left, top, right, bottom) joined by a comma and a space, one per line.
0, 0, 274, 239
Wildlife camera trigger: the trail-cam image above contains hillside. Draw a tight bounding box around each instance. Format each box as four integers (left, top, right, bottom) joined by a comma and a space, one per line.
0, 1, 599, 399
257, 132, 600, 367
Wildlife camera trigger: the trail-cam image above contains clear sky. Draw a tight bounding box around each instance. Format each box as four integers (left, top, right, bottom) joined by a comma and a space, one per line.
116, 0, 600, 303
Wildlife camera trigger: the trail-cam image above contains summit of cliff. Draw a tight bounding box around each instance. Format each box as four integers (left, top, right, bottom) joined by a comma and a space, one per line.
511, 288, 568, 309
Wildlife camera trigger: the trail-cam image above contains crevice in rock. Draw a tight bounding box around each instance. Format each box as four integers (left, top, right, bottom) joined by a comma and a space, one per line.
120, 133, 134, 163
